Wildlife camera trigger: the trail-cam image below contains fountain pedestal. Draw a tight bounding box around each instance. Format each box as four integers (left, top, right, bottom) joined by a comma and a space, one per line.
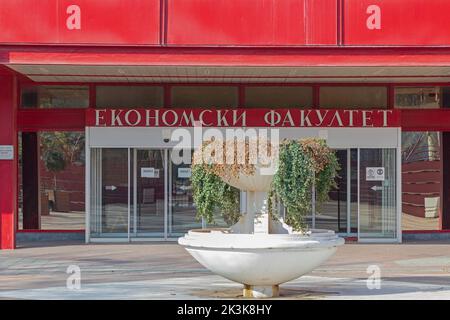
244, 193, 277, 298
244, 284, 279, 298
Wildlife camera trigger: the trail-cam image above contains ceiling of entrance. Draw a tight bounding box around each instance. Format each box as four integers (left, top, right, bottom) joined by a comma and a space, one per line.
7, 64, 450, 83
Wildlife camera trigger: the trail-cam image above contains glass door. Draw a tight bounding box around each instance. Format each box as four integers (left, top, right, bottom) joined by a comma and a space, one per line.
310, 149, 359, 236
90, 147, 202, 240
169, 149, 202, 236
89, 148, 130, 239
312, 149, 348, 233
134, 149, 167, 238
358, 148, 398, 241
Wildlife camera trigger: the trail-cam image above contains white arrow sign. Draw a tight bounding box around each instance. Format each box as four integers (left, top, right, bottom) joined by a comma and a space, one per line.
105, 185, 117, 191
370, 185, 383, 191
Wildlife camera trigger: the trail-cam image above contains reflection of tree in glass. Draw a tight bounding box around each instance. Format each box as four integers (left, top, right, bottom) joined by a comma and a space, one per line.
40, 132, 85, 190
402, 131, 440, 163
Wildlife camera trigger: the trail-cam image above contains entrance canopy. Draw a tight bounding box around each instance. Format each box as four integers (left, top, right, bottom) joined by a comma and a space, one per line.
8, 46, 450, 132
4, 47, 450, 83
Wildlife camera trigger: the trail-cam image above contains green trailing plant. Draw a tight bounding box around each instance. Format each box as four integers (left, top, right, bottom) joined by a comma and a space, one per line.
191, 164, 241, 225
270, 138, 339, 231
191, 138, 339, 232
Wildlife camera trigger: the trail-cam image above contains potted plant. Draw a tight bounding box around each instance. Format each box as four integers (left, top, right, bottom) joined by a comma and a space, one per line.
190, 138, 340, 232
180, 137, 344, 298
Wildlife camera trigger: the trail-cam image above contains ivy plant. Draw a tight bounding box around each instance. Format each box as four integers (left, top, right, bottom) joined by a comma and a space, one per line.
191, 138, 339, 232
191, 164, 241, 225
270, 139, 339, 231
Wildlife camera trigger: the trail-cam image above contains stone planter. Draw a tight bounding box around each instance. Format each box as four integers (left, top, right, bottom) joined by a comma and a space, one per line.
179, 228, 344, 298
179, 163, 344, 298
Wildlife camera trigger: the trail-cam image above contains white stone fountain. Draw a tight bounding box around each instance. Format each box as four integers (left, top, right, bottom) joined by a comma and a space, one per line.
178, 145, 344, 298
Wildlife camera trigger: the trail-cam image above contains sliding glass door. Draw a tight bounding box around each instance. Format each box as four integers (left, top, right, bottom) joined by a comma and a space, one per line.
88, 146, 399, 242
358, 148, 398, 241
313, 149, 349, 233
310, 147, 399, 241
134, 149, 166, 237
312, 149, 358, 236
89, 148, 130, 239
169, 149, 202, 236
89, 148, 202, 240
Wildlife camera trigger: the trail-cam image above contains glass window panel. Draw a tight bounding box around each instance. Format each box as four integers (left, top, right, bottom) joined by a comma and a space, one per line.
171, 86, 238, 108
96, 86, 163, 108
442, 87, 450, 108
309, 149, 348, 233
21, 85, 89, 108
395, 87, 442, 109
169, 149, 203, 235
18, 131, 86, 230
401, 132, 441, 231
320, 86, 387, 108
245, 86, 313, 108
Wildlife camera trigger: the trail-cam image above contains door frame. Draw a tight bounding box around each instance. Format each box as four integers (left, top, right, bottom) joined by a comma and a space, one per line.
333, 148, 354, 237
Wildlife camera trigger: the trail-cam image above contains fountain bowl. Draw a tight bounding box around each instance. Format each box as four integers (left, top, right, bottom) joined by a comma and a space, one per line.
184, 141, 344, 298
178, 228, 344, 298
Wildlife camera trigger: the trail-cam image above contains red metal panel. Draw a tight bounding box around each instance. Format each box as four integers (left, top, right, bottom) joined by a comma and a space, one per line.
0, 0, 58, 43
0, 46, 450, 67
167, 0, 319, 46
0, 75, 17, 250
401, 109, 450, 131
344, 0, 450, 46
306, 0, 337, 45
0, 0, 160, 45
8, 47, 450, 67
18, 109, 86, 131
57, 0, 160, 45
4, 0, 450, 47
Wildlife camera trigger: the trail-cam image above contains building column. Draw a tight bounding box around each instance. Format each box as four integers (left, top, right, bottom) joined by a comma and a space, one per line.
0, 74, 17, 249
22, 132, 40, 229
442, 132, 450, 230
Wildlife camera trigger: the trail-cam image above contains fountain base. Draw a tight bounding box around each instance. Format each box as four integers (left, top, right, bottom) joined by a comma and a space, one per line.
243, 285, 279, 298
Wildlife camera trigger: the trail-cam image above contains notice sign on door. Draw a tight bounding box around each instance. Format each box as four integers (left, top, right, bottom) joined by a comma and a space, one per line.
178, 168, 192, 178
141, 167, 159, 178
366, 167, 385, 181
0, 145, 14, 160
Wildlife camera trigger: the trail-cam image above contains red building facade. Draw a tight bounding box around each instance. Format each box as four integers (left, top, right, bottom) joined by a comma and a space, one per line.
2, 0, 450, 249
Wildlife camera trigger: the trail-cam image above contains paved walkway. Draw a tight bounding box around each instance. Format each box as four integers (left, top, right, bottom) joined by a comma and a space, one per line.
0, 241, 449, 299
